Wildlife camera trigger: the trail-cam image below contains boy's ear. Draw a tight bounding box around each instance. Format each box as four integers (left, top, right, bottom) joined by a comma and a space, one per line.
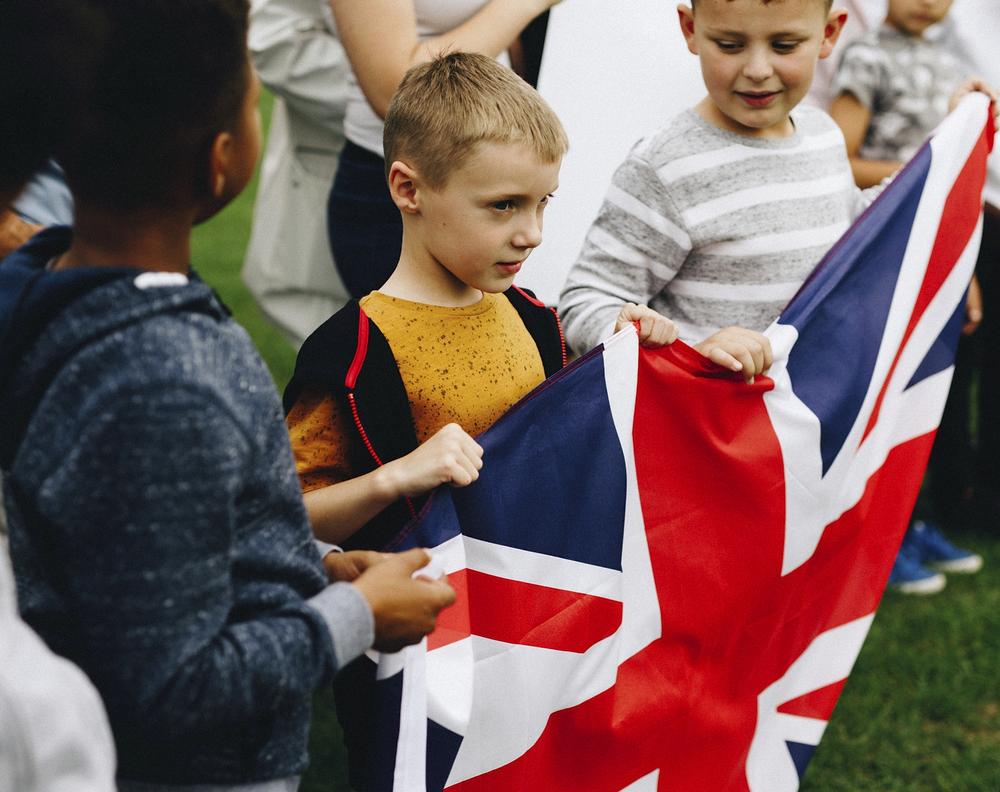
819, 9, 848, 59
196, 128, 249, 224
208, 130, 235, 199
677, 4, 698, 54
388, 160, 421, 214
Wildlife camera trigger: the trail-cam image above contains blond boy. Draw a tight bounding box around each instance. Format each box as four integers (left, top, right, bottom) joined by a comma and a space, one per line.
286, 51, 773, 788
282, 52, 571, 788
284, 53, 570, 556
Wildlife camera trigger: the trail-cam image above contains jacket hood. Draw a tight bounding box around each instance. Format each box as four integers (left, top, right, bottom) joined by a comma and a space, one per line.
0, 226, 223, 467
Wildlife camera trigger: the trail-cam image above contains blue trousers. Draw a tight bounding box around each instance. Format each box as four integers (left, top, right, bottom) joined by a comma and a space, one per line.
326, 141, 402, 298
922, 208, 1000, 529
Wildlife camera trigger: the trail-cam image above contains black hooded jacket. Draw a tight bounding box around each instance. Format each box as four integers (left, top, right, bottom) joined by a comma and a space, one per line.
283, 285, 567, 550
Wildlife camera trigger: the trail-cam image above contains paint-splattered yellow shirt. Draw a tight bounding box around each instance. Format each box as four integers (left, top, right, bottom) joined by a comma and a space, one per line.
287, 291, 546, 491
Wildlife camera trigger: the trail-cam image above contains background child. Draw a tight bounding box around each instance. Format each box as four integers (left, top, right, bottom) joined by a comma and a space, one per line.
0, 1, 453, 788
830, 0, 994, 594
829, 0, 979, 187
558, 0, 872, 359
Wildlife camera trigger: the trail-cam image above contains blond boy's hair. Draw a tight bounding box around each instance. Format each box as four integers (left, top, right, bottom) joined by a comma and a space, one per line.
383, 51, 568, 188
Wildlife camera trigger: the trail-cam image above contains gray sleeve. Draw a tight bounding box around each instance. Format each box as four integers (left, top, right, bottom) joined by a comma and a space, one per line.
832, 40, 884, 110
249, 0, 349, 133
308, 581, 375, 669
314, 538, 340, 558
35, 385, 340, 740
558, 151, 691, 355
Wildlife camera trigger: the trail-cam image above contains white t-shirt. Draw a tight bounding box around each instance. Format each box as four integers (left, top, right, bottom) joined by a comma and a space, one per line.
343, 0, 509, 157
0, 541, 117, 791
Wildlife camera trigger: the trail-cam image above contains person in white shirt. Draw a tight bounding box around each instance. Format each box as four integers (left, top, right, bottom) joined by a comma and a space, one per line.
242, 0, 352, 349
324, 0, 566, 298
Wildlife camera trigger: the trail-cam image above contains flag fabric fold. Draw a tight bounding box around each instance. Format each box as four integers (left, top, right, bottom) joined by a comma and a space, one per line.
366, 95, 994, 792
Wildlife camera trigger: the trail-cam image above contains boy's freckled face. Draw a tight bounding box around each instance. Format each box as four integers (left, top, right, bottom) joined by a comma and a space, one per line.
680, 0, 839, 139
886, 0, 954, 36
416, 141, 561, 294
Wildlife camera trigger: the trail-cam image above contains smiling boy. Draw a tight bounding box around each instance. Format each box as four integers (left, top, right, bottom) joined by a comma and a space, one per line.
688, 0, 840, 137
559, 0, 883, 355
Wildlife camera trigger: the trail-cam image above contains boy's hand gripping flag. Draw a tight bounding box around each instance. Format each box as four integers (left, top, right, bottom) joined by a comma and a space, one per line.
364, 95, 994, 791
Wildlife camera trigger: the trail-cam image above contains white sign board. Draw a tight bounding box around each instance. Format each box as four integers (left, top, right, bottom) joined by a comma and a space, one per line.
519, 0, 706, 305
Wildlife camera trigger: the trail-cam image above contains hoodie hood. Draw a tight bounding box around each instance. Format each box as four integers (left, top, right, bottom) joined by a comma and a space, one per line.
0, 226, 223, 468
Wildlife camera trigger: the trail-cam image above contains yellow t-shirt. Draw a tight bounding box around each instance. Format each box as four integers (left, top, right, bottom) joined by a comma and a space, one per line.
287, 291, 546, 491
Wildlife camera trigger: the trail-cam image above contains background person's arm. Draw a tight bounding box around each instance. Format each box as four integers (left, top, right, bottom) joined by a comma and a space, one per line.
329, 0, 562, 118
828, 92, 901, 189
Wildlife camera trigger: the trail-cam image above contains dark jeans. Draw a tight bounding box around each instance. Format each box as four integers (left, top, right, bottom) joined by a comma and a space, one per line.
923, 330, 975, 522
327, 141, 403, 298
922, 208, 1000, 530
973, 208, 1000, 522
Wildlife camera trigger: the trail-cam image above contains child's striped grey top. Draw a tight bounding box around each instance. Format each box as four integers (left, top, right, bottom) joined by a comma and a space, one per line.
559, 105, 874, 351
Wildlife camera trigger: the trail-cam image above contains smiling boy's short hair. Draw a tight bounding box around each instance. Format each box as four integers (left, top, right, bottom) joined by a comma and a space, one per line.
383, 52, 568, 189
691, 0, 833, 9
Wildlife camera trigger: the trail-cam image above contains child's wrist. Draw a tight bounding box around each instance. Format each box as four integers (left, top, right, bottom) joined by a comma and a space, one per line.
372, 462, 404, 503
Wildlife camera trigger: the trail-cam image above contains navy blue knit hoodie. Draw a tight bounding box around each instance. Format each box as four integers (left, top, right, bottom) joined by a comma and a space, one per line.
0, 228, 372, 785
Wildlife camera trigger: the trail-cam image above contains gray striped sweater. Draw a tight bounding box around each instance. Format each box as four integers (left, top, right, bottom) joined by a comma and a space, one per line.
559, 105, 875, 351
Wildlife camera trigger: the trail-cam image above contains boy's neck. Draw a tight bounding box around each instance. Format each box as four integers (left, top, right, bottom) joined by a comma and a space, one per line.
379, 233, 483, 308
55, 205, 195, 273
694, 97, 795, 140
884, 18, 928, 39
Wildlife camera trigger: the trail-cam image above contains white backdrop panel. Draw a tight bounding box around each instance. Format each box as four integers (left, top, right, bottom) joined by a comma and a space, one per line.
521, 1, 706, 305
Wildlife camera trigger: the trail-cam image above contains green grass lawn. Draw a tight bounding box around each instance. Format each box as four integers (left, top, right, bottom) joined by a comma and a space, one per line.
802, 534, 1000, 792
191, 93, 1000, 792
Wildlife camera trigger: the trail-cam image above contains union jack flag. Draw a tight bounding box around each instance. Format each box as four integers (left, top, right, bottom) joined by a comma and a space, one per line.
364, 95, 994, 791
